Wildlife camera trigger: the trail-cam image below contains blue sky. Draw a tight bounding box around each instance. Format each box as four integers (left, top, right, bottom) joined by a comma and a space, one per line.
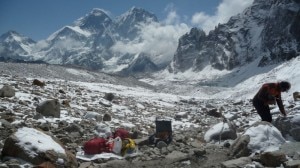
0, 0, 253, 41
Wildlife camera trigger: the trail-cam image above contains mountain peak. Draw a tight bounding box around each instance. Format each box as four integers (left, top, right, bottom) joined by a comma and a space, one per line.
129, 6, 146, 13
89, 8, 108, 16
0, 30, 20, 39
74, 8, 112, 33
0, 30, 35, 44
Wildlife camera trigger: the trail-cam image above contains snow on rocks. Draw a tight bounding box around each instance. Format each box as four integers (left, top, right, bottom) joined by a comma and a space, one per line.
204, 122, 237, 142
244, 121, 286, 153
2, 127, 77, 167
0, 63, 300, 167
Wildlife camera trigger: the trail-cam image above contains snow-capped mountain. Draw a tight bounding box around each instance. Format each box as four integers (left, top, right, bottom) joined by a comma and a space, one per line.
0, 31, 36, 61
115, 7, 158, 40
169, 0, 300, 73
1, 0, 299, 77
0, 7, 159, 72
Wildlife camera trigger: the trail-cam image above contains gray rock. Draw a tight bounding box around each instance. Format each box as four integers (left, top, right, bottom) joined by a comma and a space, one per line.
156, 141, 168, 149
274, 115, 300, 141
206, 122, 237, 142
103, 113, 112, 121
229, 135, 251, 158
279, 142, 300, 158
260, 151, 287, 167
290, 127, 300, 141
193, 149, 206, 157
221, 157, 252, 168
36, 99, 60, 118
284, 160, 300, 168
2, 127, 77, 167
0, 85, 15, 97
207, 108, 222, 118
65, 123, 84, 134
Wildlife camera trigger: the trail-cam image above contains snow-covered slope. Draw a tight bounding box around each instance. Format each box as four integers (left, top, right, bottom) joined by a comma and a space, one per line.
144, 55, 300, 101
0, 31, 36, 61
170, 0, 300, 73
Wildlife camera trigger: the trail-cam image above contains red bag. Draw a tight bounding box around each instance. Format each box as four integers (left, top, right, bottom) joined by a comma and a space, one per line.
83, 137, 108, 155
113, 128, 129, 140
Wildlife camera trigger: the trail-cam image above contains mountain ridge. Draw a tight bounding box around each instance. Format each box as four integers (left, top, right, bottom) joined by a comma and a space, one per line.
0, 1, 299, 80
169, 0, 300, 73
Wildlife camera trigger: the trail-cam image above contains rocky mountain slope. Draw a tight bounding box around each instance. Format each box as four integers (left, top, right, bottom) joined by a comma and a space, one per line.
169, 0, 300, 73
0, 63, 300, 167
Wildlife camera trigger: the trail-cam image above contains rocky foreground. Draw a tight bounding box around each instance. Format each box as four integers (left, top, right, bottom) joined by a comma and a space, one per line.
0, 63, 300, 168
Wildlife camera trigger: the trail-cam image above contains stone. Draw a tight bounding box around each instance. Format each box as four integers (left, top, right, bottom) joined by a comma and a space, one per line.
207, 108, 222, 118
2, 127, 77, 167
284, 160, 300, 168
36, 99, 61, 118
221, 157, 252, 168
229, 135, 251, 158
260, 151, 287, 167
102, 113, 112, 121
290, 128, 300, 141
104, 93, 114, 101
32, 79, 46, 87
0, 85, 15, 97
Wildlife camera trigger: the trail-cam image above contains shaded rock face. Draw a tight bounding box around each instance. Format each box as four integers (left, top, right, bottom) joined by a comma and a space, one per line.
170, 0, 300, 73
274, 115, 300, 141
36, 99, 61, 118
260, 151, 287, 167
0, 85, 15, 97
229, 135, 251, 158
171, 28, 207, 73
1, 127, 77, 167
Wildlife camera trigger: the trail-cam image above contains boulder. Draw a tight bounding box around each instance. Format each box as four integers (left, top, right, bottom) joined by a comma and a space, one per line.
243, 121, 286, 153
229, 135, 251, 158
279, 142, 300, 159
2, 127, 77, 167
36, 99, 61, 118
274, 115, 300, 141
260, 151, 287, 167
204, 122, 237, 142
0, 85, 15, 97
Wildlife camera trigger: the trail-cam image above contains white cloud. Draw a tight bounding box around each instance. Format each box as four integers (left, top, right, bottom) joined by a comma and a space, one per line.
192, 0, 254, 33
111, 0, 254, 66
111, 10, 190, 66
163, 3, 181, 25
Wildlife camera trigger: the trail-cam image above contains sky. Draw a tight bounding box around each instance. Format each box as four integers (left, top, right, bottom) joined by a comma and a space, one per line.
0, 0, 254, 41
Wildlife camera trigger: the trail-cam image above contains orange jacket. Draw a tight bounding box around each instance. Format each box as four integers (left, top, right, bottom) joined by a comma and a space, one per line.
254, 83, 286, 115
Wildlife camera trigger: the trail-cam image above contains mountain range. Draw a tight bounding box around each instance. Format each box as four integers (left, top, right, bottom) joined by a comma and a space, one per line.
0, 0, 299, 78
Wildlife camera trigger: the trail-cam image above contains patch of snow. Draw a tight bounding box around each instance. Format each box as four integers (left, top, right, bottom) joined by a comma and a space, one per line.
15, 127, 66, 158
244, 124, 286, 153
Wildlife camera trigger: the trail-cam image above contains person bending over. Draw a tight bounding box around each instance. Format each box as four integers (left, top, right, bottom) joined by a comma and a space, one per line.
252, 81, 291, 123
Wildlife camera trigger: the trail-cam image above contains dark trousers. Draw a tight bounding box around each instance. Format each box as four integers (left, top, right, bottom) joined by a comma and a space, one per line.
252, 97, 272, 122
